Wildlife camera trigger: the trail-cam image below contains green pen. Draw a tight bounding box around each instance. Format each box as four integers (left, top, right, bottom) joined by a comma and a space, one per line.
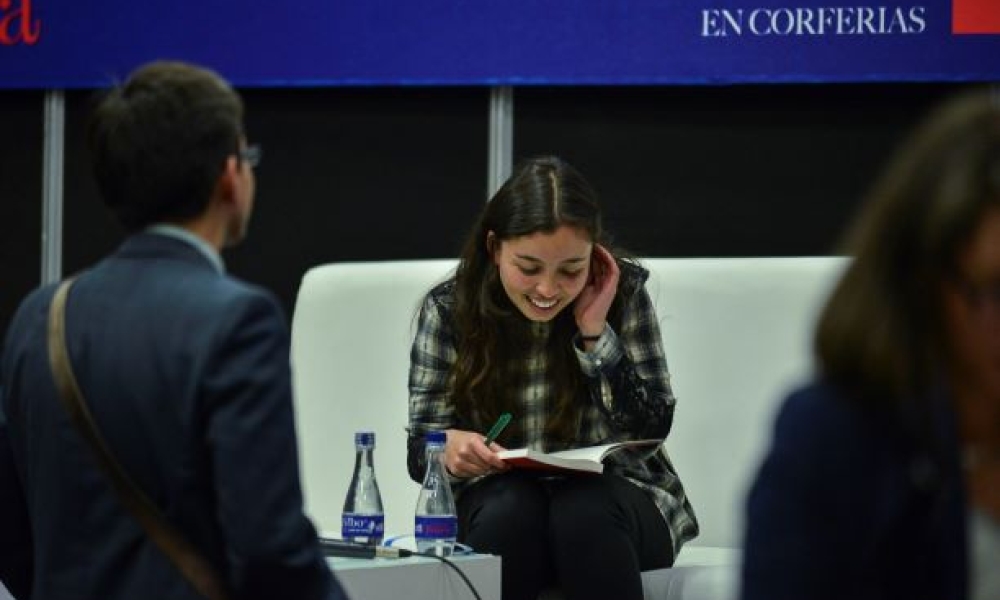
483, 412, 512, 446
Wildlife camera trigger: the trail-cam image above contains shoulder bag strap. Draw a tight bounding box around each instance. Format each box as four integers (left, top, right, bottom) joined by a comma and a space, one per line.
47, 278, 231, 600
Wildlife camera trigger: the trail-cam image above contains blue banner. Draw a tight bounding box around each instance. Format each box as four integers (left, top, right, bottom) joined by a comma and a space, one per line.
1, 0, 998, 88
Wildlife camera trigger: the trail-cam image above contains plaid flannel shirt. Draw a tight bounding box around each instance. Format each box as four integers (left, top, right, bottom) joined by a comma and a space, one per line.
407, 262, 699, 555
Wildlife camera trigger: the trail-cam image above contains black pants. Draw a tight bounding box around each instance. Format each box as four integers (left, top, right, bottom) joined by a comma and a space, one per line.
457, 471, 674, 600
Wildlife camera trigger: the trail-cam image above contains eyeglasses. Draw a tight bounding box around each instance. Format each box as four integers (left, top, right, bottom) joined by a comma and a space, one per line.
239, 144, 263, 168
950, 271, 1000, 316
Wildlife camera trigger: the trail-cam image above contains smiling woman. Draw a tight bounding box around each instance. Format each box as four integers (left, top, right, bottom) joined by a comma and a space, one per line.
405, 156, 698, 600
490, 224, 593, 323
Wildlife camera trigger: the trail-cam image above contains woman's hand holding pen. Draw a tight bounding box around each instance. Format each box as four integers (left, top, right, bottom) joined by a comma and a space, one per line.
443, 429, 510, 479
574, 244, 620, 338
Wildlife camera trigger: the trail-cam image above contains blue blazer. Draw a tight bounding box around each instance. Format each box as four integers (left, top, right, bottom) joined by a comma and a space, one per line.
1, 233, 345, 600
740, 381, 967, 600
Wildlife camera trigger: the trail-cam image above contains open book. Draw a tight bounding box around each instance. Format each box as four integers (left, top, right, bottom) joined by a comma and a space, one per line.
496, 439, 662, 474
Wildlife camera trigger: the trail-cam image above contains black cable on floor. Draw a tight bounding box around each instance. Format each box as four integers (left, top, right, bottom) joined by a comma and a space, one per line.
417, 551, 484, 600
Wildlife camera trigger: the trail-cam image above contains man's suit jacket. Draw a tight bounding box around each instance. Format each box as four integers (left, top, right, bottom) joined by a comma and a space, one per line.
0, 233, 346, 600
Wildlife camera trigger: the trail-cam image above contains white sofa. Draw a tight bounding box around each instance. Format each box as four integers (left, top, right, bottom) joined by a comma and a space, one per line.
290, 257, 847, 600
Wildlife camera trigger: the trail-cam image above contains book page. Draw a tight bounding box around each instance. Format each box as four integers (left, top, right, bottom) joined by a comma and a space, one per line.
550, 439, 661, 462
496, 439, 662, 471
546, 444, 617, 462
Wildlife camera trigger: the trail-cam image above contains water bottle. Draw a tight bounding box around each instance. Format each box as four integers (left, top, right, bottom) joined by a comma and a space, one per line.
414, 430, 457, 556
341, 431, 384, 546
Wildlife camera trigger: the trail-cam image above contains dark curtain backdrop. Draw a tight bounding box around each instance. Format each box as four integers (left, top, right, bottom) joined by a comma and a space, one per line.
1, 91, 43, 348
514, 84, 965, 257
1, 82, 971, 345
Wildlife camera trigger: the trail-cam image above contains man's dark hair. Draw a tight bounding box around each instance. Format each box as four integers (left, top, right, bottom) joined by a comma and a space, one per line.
87, 61, 245, 232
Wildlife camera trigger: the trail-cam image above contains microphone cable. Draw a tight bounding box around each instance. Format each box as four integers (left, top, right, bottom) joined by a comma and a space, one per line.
413, 550, 483, 600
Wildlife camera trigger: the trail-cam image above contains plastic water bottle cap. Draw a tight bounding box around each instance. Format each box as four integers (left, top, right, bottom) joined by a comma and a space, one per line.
355, 431, 376, 447
426, 431, 446, 445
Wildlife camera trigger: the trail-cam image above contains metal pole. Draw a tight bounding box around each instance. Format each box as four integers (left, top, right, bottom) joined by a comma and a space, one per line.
487, 86, 514, 199
41, 90, 65, 284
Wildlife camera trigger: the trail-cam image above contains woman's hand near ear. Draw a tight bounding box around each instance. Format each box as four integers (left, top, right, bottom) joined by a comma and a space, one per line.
573, 244, 620, 339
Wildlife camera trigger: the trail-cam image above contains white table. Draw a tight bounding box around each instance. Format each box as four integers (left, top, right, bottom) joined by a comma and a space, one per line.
328, 553, 501, 600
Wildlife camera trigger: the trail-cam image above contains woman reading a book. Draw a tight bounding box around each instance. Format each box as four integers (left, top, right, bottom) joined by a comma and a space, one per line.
406, 156, 699, 600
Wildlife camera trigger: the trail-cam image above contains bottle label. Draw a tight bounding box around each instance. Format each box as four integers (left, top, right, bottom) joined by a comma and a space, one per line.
414, 515, 457, 540
342, 513, 385, 538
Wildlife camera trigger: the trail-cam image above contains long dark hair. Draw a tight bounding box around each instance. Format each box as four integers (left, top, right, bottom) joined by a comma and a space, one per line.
816, 90, 1000, 413
450, 156, 629, 443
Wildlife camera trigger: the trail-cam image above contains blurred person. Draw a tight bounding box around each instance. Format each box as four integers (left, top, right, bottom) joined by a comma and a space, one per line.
741, 90, 1000, 600
0, 61, 347, 600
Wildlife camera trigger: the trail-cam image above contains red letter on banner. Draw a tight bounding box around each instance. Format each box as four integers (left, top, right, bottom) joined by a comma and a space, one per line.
0, 0, 41, 45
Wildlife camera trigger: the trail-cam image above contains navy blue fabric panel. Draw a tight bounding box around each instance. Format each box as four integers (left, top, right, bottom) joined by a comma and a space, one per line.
1, 0, 998, 88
